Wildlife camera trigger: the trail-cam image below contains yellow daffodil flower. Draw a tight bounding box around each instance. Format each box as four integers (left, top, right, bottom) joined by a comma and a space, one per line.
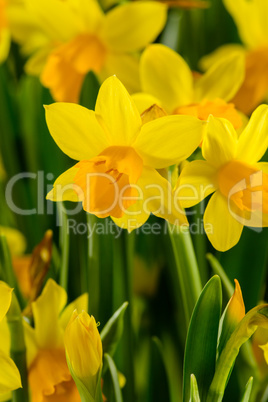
0, 226, 26, 256
201, 0, 268, 115
23, 278, 88, 402
64, 310, 102, 401
46, 76, 204, 231
10, 0, 167, 103
134, 44, 245, 129
0, 282, 22, 397
176, 105, 268, 251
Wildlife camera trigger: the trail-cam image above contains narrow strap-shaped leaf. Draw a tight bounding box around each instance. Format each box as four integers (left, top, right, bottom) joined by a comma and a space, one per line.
183, 276, 222, 402
190, 374, 201, 402
100, 301, 128, 358
104, 353, 123, 402
240, 377, 253, 402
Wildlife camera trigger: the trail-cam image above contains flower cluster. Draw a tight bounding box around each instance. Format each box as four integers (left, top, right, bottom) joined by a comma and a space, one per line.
1, 0, 268, 401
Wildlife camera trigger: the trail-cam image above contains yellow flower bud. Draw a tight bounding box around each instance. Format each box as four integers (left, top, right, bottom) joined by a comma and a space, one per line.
64, 310, 103, 399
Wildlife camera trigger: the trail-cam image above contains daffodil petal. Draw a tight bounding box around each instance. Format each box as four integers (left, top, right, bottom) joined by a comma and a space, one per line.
101, 2, 167, 52
0, 352, 21, 394
199, 44, 246, 72
0, 282, 12, 323
139, 167, 188, 226
113, 166, 187, 231
237, 105, 268, 164
25, 0, 81, 42
47, 167, 81, 202
204, 192, 243, 251
223, 0, 265, 48
176, 160, 217, 208
45, 103, 109, 161
32, 279, 67, 349
76, 0, 104, 31
112, 202, 150, 232
99, 52, 140, 94
140, 44, 193, 113
59, 293, 89, 330
194, 52, 245, 103
132, 93, 163, 114
134, 115, 203, 169
23, 322, 39, 366
95, 76, 142, 145
202, 115, 237, 168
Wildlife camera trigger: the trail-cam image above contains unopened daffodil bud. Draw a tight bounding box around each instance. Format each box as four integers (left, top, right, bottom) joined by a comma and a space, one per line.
64, 310, 103, 401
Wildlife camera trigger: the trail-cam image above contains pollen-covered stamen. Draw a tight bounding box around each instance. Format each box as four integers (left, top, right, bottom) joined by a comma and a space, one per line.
218, 160, 268, 213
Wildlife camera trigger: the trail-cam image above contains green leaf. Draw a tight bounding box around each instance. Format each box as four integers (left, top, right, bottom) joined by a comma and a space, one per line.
207, 305, 268, 402
190, 374, 201, 402
240, 377, 253, 402
103, 353, 123, 402
183, 275, 222, 402
100, 301, 128, 358
206, 253, 233, 299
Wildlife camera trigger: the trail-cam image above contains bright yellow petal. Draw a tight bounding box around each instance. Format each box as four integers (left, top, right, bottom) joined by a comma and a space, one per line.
23, 322, 38, 366
0, 318, 10, 357
59, 293, 88, 330
237, 104, 268, 164
112, 203, 150, 231
202, 115, 238, 168
99, 52, 140, 94
139, 167, 188, 226
140, 44, 193, 113
132, 93, 163, 115
46, 166, 82, 202
44, 103, 109, 161
204, 192, 243, 251
0, 351, 21, 394
223, 0, 265, 48
133, 115, 204, 169
0, 226, 26, 256
113, 166, 188, 231
194, 52, 245, 103
199, 44, 246, 72
176, 160, 217, 208
101, 2, 167, 52
25, 0, 81, 42
0, 282, 12, 322
76, 0, 104, 31
31, 279, 67, 349
95, 76, 142, 145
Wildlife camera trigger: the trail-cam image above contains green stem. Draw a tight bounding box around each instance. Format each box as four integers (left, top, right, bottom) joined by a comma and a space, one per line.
168, 224, 202, 327
113, 230, 136, 402
58, 203, 70, 291
6, 292, 29, 402
86, 213, 100, 317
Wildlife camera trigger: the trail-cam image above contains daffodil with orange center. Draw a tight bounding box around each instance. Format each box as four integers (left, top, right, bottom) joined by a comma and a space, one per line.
0, 282, 22, 398
201, 0, 268, 115
23, 278, 88, 402
133, 44, 245, 129
9, 0, 167, 102
46, 76, 204, 231
176, 105, 268, 251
